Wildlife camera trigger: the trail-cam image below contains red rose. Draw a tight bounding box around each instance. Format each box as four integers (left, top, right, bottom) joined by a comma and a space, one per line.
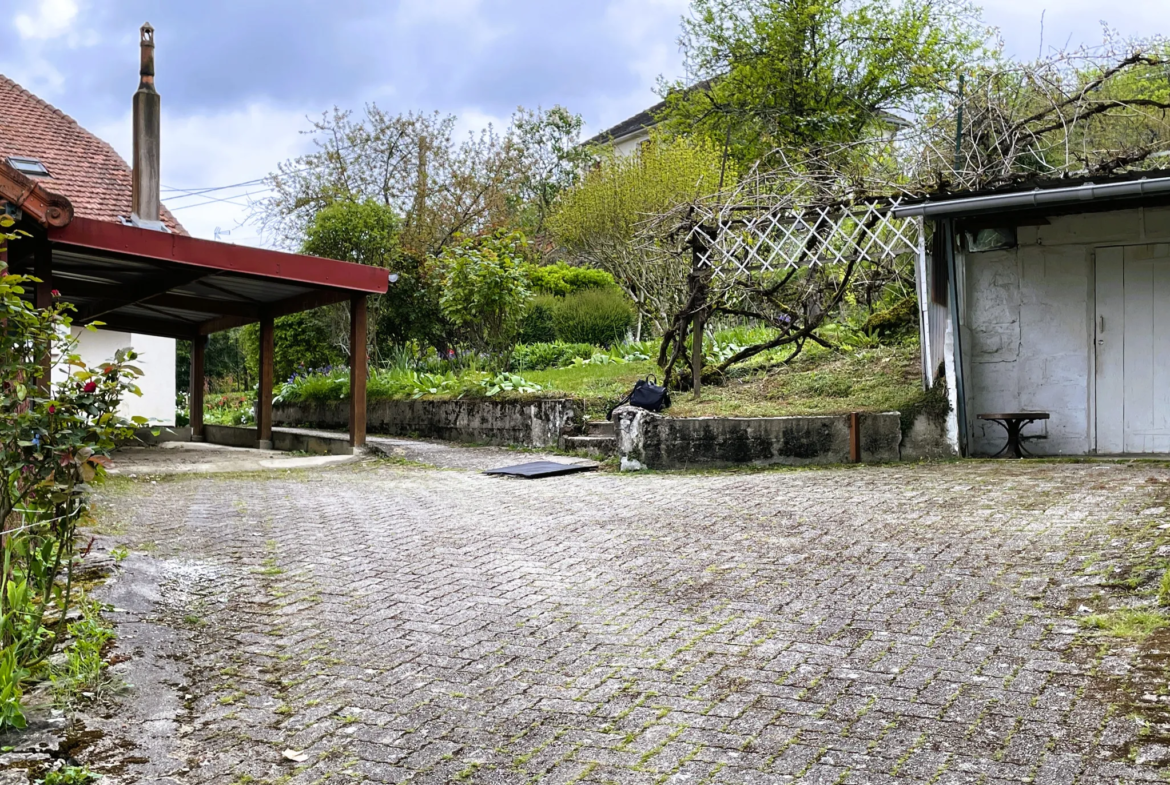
51, 289, 60, 298
83, 381, 97, 393
48, 404, 56, 414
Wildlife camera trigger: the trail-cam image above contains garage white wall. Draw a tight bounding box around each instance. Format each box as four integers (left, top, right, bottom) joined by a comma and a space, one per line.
961, 206, 1170, 456
53, 329, 176, 425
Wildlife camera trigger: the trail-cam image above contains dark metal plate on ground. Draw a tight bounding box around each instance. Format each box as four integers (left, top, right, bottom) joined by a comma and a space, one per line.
483, 461, 598, 479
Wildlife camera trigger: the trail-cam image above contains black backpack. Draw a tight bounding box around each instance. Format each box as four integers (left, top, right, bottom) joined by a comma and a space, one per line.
608, 375, 671, 419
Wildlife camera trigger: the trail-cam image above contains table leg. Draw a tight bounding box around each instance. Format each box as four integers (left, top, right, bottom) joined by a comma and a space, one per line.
1005, 420, 1024, 459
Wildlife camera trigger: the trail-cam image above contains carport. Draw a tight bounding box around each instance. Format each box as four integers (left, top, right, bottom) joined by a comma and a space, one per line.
2, 189, 389, 450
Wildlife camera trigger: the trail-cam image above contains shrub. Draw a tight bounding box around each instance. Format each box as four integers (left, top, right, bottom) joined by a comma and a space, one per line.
1, 232, 143, 728
511, 342, 596, 371
241, 311, 342, 387
526, 262, 616, 296
552, 287, 635, 346
518, 295, 559, 344
862, 296, 919, 338
437, 231, 532, 358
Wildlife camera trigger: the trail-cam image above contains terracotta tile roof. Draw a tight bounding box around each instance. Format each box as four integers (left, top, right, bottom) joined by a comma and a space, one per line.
0, 74, 185, 234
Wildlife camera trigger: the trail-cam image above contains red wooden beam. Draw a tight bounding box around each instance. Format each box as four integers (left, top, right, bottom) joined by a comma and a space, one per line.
349, 295, 368, 449
48, 216, 390, 295
0, 161, 73, 228
191, 338, 205, 441
257, 316, 275, 448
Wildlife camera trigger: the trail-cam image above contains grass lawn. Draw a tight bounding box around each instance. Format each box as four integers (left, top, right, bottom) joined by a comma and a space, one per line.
524, 342, 925, 420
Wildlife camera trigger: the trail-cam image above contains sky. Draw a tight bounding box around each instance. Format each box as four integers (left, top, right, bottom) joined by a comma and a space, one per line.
0, 0, 1165, 247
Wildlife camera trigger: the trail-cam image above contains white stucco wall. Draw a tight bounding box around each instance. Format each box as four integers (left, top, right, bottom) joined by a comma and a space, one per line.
53, 329, 176, 425
611, 130, 650, 158
960, 205, 1170, 456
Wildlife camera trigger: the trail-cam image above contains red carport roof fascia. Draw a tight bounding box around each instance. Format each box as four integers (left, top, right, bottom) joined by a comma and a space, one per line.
47, 216, 389, 295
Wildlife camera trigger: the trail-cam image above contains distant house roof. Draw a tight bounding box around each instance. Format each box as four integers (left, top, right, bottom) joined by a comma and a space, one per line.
585, 97, 669, 146
0, 74, 185, 234
586, 79, 910, 148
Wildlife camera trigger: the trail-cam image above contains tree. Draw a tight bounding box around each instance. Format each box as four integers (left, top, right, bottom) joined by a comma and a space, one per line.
509, 106, 592, 241
437, 231, 532, 360
549, 135, 729, 337
258, 105, 588, 258
661, 0, 984, 167
299, 199, 445, 357
908, 41, 1170, 190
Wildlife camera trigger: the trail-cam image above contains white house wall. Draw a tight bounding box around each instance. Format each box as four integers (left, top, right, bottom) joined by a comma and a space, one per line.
961, 206, 1170, 456
54, 329, 176, 425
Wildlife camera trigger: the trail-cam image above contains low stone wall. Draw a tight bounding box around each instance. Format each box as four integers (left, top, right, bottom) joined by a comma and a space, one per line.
613, 407, 904, 471
273, 398, 583, 448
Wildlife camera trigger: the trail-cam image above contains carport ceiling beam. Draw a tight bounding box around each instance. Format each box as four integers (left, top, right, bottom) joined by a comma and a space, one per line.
77, 268, 211, 322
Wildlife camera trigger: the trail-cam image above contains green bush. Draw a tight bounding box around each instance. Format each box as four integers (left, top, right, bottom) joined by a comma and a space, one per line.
518, 295, 559, 344
437, 231, 532, 358
511, 342, 596, 371
552, 287, 635, 346
862, 296, 919, 338
526, 262, 616, 296
241, 311, 342, 386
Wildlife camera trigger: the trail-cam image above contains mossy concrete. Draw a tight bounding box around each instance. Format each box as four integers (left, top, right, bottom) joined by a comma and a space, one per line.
273, 398, 583, 448
614, 406, 903, 470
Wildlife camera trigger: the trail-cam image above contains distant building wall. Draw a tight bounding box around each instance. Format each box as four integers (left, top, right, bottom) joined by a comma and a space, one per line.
54, 328, 176, 425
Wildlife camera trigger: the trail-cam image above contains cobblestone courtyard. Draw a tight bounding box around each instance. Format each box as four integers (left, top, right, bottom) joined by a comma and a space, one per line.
84, 445, 1170, 784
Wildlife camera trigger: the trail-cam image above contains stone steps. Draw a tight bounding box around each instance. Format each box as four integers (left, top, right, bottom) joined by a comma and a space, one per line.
585, 420, 615, 437
563, 420, 616, 456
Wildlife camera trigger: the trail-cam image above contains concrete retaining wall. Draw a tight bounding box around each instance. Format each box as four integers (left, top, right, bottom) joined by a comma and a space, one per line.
613, 407, 903, 471
901, 411, 958, 461
273, 398, 583, 448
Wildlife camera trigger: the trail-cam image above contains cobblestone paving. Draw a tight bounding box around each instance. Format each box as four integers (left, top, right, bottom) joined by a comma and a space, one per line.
91, 453, 1170, 784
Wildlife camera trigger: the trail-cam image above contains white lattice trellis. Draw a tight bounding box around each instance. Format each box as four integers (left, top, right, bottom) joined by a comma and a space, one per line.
687, 197, 921, 279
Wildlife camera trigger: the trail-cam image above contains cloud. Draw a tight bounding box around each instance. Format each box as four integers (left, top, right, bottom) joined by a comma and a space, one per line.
92, 103, 319, 246
14, 0, 80, 40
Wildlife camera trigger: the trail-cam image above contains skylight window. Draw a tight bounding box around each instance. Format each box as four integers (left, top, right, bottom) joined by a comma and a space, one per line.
6, 156, 50, 177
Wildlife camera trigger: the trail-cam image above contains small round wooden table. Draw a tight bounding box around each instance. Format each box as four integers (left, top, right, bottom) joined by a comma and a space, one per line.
977, 412, 1050, 458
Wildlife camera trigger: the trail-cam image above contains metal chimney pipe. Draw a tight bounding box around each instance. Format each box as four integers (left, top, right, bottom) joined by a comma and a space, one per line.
131, 22, 161, 225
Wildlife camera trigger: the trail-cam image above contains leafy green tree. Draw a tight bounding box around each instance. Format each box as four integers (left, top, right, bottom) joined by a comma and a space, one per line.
437, 231, 532, 359
509, 106, 592, 240
241, 312, 343, 385
661, 0, 984, 166
299, 199, 449, 355
549, 135, 728, 337
259, 105, 589, 258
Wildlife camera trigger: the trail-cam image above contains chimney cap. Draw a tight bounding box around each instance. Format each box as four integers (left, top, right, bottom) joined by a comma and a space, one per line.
138, 22, 156, 89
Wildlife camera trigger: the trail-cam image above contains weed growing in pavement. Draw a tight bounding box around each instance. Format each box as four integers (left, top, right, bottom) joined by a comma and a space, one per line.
1158, 568, 1170, 607
49, 598, 117, 709
38, 764, 101, 783
1080, 608, 1170, 640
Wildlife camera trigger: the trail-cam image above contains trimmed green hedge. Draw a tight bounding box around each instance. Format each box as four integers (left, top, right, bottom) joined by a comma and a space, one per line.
552, 287, 635, 346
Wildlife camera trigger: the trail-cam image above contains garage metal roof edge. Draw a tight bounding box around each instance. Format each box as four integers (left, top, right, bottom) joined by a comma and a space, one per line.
891, 174, 1170, 219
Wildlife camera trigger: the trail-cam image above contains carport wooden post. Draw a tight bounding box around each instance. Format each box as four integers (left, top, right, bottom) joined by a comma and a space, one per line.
34, 239, 54, 392
257, 315, 275, 449
190, 337, 205, 441
349, 295, 367, 448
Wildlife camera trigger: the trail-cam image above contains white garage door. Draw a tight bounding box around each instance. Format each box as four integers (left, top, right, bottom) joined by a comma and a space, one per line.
1096, 244, 1170, 453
